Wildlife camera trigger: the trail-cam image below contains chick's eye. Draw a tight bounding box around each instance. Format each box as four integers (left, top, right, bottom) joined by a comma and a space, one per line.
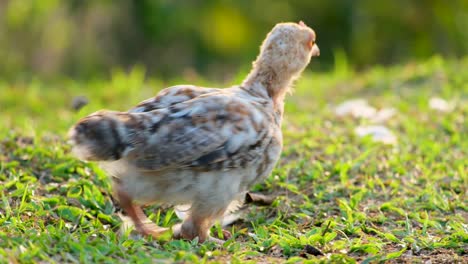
307, 39, 314, 49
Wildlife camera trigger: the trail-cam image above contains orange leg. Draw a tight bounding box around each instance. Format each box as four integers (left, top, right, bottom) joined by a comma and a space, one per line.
176, 206, 230, 244
116, 188, 168, 238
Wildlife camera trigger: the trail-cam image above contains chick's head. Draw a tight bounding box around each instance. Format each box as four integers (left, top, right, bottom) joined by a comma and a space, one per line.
258, 21, 319, 76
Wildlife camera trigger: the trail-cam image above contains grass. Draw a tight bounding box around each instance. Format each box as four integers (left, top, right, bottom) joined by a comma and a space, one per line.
0, 56, 467, 263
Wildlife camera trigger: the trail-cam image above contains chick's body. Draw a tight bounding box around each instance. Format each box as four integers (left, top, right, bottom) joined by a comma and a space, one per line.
103, 85, 282, 209
69, 22, 319, 242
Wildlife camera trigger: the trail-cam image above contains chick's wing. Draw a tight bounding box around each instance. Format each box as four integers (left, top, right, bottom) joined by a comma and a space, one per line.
126, 94, 270, 171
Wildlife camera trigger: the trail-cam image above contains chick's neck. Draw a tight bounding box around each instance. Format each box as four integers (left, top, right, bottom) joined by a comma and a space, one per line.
241, 64, 294, 109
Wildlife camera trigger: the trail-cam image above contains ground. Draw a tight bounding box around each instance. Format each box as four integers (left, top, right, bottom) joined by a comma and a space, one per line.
0, 57, 466, 263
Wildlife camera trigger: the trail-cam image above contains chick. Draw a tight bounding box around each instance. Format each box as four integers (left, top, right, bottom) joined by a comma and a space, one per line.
68, 21, 319, 243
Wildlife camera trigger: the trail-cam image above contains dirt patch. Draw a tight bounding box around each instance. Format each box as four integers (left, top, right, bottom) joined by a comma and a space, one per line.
392, 248, 467, 263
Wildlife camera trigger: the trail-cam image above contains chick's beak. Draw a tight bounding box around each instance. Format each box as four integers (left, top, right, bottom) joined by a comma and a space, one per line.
311, 44, 320, 57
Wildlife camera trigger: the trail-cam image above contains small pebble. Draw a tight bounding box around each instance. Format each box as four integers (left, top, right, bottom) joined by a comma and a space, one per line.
71, 96, 89, 111
300, 244, 324, 257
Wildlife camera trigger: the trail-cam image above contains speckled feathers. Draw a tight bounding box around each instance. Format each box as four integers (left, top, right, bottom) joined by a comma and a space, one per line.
68, 22, 318, 242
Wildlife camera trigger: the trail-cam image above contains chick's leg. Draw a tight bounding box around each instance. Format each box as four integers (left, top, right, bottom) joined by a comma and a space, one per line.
176, 205, 230, 244
116, 187, 168, 238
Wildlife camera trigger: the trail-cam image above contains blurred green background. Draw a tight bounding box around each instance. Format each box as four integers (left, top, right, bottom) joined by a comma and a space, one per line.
1, 0, 467, 81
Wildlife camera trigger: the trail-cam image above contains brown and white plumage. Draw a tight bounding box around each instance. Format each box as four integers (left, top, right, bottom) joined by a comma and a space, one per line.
68, 21, 319, 243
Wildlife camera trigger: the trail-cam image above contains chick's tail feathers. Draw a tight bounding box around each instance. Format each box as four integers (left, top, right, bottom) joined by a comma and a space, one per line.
68, 110, 139, 161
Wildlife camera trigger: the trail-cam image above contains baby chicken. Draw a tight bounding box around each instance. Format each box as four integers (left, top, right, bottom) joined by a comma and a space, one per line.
68, 21, 319, 243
